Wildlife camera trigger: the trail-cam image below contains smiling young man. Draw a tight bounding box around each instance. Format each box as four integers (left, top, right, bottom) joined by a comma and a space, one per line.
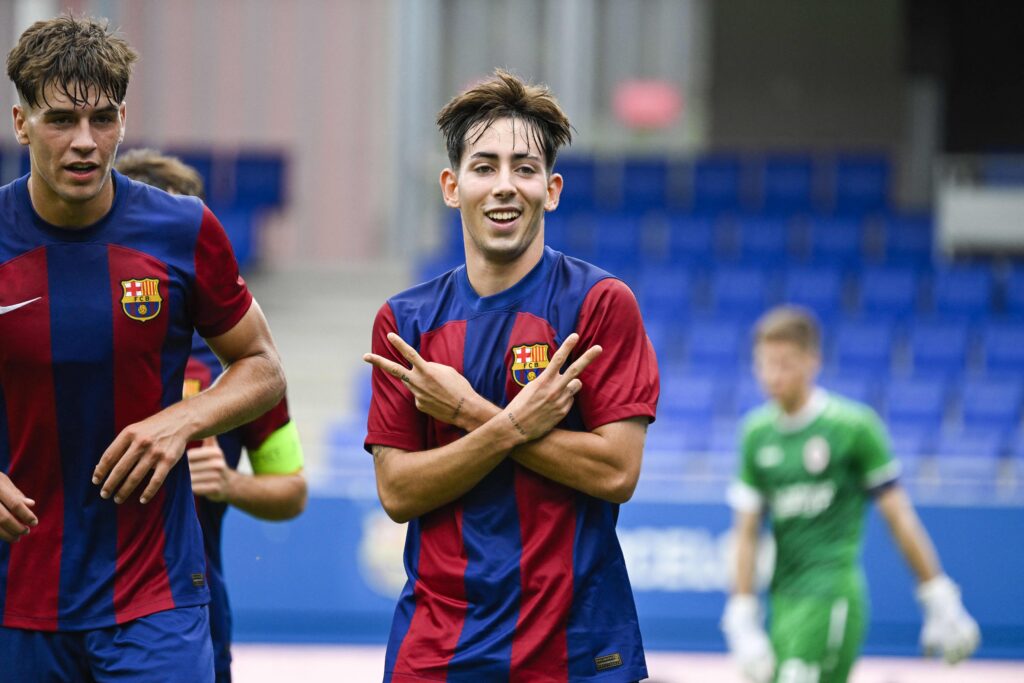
721, 306, 979, 683
363, 70, 660, 682
0, 16, 285, 682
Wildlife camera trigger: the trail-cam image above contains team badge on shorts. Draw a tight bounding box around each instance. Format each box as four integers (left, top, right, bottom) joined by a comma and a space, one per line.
511, 343, 550, 387
120, 278, 162, 322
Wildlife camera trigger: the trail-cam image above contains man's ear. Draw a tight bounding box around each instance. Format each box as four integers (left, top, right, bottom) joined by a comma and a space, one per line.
117, 101, 127, 143
544, 172, 563, 211
12, 105, 30, 146
440, 168, 460, 209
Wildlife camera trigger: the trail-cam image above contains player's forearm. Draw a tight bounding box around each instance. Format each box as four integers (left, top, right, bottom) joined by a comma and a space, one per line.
877, 486, 942, 583
224, 470, 307, 521
180, 351, 286, 441
510, 423, 643, 503
373, 411, 525, 523
733, 511, 761, 595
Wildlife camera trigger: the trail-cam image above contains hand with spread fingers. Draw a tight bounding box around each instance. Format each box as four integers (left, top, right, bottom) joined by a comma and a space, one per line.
0, 473, 37, 543
364, 332, 485, 431
500, 333, 602, 444
92, 412, 192, 505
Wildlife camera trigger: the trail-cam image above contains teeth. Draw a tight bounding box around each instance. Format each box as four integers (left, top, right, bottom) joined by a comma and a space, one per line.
487, 211, 520, 221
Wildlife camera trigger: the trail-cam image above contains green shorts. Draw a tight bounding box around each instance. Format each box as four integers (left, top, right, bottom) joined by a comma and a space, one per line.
769, 592, 866, 683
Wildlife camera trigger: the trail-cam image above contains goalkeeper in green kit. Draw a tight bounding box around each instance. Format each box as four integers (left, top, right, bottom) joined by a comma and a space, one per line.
721, 306, 979, 683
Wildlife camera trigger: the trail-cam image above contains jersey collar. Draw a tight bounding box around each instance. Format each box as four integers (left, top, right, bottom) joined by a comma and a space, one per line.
775, 387, 829, 433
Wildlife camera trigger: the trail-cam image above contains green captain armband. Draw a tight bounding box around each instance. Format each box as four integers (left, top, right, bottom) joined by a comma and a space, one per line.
249, 421, 304, 475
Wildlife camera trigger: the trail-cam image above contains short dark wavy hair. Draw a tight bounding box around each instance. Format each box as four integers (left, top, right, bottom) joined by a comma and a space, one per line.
116, 149, 206, 200
436, 69, 572, 174
6, 14, 138, 109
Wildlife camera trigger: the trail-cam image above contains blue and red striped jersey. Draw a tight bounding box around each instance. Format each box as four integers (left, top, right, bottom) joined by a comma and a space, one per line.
366, 246, 660, 682
0, 171, 252, 631
184, 333, 291, 674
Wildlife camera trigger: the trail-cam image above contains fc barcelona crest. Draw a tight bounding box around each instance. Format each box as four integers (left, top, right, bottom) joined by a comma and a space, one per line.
511, 343, 550, 387
120, 278, 162, 322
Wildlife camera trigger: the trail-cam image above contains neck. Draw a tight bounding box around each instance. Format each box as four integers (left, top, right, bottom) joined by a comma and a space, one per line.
28, 173, 114, 228
778, 385, 814, 415
464, 239, 544, 298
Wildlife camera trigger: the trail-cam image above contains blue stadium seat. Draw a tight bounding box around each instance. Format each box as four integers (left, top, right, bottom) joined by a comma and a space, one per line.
166, 149, 217, 199
832, 319, 897, 373
907, 319, 972, 377
959, 376, 1024, 431
930, 266, 996, 318
708, 267, 773, 317
735, 216, 793, 266
887, 423, 934, 461
807, 217, 866, 269
637, 266, 692, 323
543, 211, 571, 253
619, 157, 671, 212
857, 266, 922, 319
643, 320, 686, 365
781, 267, 846, 319
708, 422, 740, 457
881, 214, 933, 267
234, 152, 286, 209
882, 376, 949, 429
934, 428, 1006, 460
760, 154, 815, 215
981, 323, 1024, 373
666, 214, 717, 265
658, 374, 721, 423
687, 317, 747, 372
1005, 268, 1024, 317
553, 155, 600, 211
691, 155, 744, 214
831, 153, 890, 215
819, 372, 877, 408
590, 212, 643, 272
734, 375, 766, 416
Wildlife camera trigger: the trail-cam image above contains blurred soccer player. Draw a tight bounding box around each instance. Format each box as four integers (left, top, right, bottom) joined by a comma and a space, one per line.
722, 306, 979, 683
0, 16, 285, 682
117, 148, 307, 683
363, 70, 659, 682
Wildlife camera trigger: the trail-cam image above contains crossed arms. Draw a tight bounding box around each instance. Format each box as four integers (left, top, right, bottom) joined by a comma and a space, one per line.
364, 332, 648, 523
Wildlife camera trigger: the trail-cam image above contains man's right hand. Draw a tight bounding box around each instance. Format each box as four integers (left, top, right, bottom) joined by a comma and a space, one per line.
721, 594, 776, 683
501, 333, 602, 444
0, 473, 37, 543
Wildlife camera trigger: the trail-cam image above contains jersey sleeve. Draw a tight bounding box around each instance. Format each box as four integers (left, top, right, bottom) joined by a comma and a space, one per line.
572, 278, 659, 430
364, 302, 429, 453
192, 206, 254, 338
726, 418, 765, 512
239, 397, 292, 452
854, 408, 901, 493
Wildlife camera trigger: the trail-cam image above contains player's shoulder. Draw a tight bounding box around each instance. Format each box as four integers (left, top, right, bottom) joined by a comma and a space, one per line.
385, 265, 463, 320
549, 247, 619, 291
115, 170, 205, 225
821, 391, 881, 429
739, 403, 778, 440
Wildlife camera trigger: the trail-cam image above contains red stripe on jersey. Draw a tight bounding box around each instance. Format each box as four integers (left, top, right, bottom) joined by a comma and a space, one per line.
0, 248, 62, 630
505, 313, 575, 678
192, 207, 253, 338
108, 248, 175, 621
392, 322, 469, 678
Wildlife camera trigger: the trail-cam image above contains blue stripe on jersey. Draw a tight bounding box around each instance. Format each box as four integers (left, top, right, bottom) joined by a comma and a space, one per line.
446, 308, 522, 680
0, 383, 9, 619
48, 244, 119, 628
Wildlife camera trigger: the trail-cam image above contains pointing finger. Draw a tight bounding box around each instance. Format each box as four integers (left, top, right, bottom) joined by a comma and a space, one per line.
543, 333, 579, 376
563, 345, 603, 380
363, 353, 412, 382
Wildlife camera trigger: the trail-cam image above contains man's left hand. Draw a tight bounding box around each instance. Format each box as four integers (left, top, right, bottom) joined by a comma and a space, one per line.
187, 437, 232, 502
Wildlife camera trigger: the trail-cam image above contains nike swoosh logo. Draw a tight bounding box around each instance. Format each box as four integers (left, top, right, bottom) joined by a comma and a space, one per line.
0, 297, 41, 315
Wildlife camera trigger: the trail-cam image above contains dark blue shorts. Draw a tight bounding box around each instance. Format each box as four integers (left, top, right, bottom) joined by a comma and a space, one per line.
0, 605, 214, 682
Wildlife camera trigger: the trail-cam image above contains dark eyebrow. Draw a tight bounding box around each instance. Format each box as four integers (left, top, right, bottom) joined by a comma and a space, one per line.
43, 105, 119, 117
468, 151, 543, 162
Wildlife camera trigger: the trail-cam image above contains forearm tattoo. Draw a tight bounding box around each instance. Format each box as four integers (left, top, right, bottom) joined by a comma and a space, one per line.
506, 412, 527, 438
451, 398, 465, 423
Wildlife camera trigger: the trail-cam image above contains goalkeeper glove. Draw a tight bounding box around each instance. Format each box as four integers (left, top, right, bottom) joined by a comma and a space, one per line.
917, 574, 980, 664
722, 594, 775, 683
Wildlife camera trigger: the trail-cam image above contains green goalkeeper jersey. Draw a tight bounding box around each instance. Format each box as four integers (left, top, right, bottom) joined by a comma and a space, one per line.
727, 389, 900, 598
